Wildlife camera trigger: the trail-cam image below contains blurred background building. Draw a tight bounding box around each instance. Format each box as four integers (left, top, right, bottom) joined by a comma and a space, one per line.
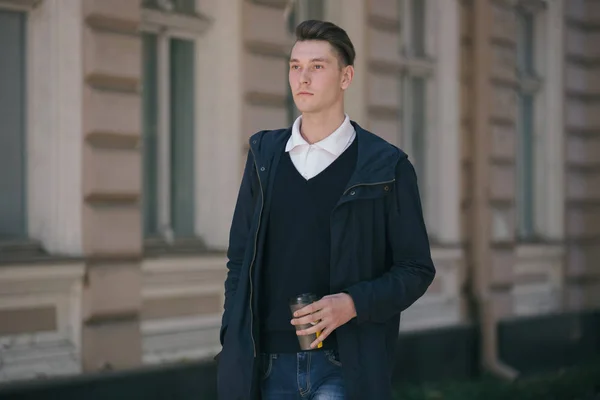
0, 0, 598, 385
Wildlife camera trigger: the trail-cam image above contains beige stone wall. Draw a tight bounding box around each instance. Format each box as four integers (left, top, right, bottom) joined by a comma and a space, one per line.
80, 0, 143, 372
1, 0, 600, 385
242, 0, 290, 146
564, 0, 600, 309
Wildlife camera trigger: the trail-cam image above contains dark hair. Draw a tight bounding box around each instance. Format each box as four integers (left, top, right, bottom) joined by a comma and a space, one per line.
295, 20, 356, 67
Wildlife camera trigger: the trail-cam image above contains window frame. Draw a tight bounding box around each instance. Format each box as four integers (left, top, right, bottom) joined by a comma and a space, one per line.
140, 1, 210, 246
514, 0, 565, 242
398, 0, 438, 240
0, 7, 28, 241
395, 0, 462, 245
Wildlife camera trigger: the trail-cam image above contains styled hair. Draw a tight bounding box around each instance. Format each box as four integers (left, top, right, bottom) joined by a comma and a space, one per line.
295, 20, 356, 67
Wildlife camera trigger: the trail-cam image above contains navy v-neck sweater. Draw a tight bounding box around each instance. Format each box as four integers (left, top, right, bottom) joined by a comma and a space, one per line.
259, 139, 358, 353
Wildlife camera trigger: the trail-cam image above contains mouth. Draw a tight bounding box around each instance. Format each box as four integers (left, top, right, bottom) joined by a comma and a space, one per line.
296, 92, 313, 96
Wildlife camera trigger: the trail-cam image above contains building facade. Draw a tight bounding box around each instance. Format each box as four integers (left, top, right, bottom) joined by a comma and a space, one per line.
0, 0, 598, 383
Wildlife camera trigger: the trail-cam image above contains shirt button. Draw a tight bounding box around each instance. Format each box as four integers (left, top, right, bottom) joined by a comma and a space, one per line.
252, 140, 257, 145
260, 167, 266, 171
384, 186, 390, 192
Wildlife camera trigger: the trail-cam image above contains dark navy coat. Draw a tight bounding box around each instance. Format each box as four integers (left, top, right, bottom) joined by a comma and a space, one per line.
217, 122, 435, 399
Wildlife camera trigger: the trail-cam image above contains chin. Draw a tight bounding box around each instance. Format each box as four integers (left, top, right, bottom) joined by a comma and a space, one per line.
295, 103, 321, 114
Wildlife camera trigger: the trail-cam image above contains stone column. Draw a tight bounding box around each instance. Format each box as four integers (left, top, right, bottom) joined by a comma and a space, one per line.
80, 0, 143, 371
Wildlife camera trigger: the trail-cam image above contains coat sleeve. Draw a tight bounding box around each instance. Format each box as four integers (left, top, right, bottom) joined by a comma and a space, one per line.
344, 157, 436, 324
220, 149, 257, 345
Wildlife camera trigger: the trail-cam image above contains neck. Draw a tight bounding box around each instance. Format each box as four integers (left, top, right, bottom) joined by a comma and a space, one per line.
300, 105, 346, 144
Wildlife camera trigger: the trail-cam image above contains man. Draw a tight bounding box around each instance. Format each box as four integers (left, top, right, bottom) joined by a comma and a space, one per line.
218, 20, 435, 400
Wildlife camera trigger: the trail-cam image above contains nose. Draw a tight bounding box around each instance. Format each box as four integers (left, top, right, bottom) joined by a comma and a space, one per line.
299, 69, 310, 85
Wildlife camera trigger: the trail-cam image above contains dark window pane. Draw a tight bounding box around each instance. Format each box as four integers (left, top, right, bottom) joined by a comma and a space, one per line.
306, 0, 324, 20
517, 93, 535, 239
170, 38, 196, 237
517, 12, 535, 75
411, 77, 427, 195
143, 0, 195, 14
173, 0, 196, 14
142, 33, 159, 237
411, 0, 426, 57
0, 11, 27, 239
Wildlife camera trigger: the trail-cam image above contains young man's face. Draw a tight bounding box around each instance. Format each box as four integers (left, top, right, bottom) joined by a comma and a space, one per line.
289, 40, 353, 115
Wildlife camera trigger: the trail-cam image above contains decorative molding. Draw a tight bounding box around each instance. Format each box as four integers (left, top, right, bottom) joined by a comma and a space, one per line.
566, 162, 600, 174
491, 76, 519, 90
83, 310, 139, 326
566, 55, 600, 68
566, 127, 600, 138
86, 253, 142, 264
244, 91, 287, 108
141, 315, 221, 364
368, 59, 402, 75
0, 264, 85, 294
368, 15, 400, 32
367, 105, 398, 120
565, 274, 600, 285
140, 7, 212, 36
0, 0, 41, 11
514, 0, 548, 14
565, 17, 600, 33
85, 14, 139, 36
249, 0, 288, 10
0, 306, 56, 335
245, 40, 289, 58
84, 192, 140, 206
85, 73, 140, 94
565, 90, 600, 103
85, 131, 140, 150
490, 36, 517, 48
491, 156, 515, 166
490, 116, 517, 127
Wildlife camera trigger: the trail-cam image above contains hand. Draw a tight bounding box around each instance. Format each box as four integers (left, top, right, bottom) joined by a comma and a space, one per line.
290, 293, 357, 349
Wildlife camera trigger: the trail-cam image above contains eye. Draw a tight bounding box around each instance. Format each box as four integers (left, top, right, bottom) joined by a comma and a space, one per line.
313, 64, 323, 70
290, 65, 300, 70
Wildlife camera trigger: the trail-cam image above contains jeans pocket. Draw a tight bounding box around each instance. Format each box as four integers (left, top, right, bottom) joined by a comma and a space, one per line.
260, 354, 274, 380
325, 350, 342, 367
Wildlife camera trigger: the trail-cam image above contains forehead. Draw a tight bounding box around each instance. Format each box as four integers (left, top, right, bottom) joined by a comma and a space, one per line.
290, 40, 336, 62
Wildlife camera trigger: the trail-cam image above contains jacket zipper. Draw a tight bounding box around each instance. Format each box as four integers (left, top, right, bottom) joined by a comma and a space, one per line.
342, 179, 396, 197
248, 147, 264, 358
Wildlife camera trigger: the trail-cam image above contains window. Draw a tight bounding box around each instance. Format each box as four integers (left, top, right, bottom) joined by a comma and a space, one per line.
398, 0, 436, 234
0, 10, 26, 240
142, 3, 199, 241
286, 0, 325, 125
515, 5, 543, 240
142, 0, 196, 14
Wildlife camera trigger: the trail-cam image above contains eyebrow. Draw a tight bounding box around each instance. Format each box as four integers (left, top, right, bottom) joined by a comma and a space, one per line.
289, 57, 331, 63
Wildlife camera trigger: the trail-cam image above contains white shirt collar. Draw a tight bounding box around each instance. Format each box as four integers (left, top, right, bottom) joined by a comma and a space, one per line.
285, 114, 355, 156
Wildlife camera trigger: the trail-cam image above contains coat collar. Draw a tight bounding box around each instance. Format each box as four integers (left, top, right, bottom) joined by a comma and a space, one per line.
249, 121, 405, 188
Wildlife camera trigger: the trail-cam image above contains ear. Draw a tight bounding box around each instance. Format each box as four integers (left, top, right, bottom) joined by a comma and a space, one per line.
340, 65, 354, 90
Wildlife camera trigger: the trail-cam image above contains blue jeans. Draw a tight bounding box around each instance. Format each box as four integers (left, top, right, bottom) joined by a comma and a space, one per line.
259, 350, 346, 399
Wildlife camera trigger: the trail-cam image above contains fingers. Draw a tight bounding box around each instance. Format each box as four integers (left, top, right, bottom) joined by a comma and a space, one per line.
295, 319, 327, 336
292, 299, 324, 318
310, 326, 331, 349
291, 310, 323, 326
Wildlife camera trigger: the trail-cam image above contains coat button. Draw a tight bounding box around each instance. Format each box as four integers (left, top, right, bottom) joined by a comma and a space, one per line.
384, 186, 390, 192
350, 191, 356, 196
260, 167, 266, 171
252, 140, 257, 144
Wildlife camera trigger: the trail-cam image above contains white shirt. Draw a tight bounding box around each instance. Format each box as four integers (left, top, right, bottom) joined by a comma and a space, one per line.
285, 114, 356, 180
